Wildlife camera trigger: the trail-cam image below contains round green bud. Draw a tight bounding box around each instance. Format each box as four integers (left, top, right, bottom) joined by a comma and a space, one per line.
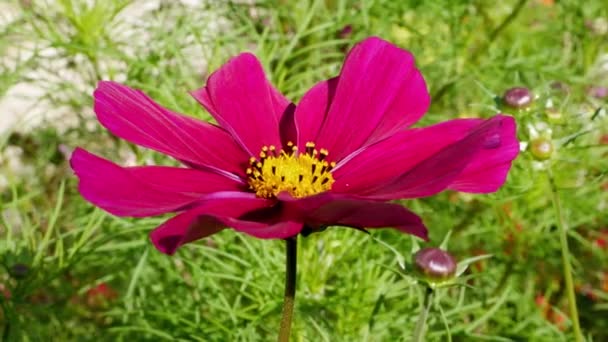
530, 138, 553, 160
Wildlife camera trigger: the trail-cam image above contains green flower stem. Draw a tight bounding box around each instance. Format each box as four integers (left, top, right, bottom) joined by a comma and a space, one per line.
278, 237, 297, 342
412, 287, 434, 342
548, 170, 582, 342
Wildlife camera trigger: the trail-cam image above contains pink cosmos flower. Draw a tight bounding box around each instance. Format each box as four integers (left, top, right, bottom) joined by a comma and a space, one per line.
71, 37, 519, 255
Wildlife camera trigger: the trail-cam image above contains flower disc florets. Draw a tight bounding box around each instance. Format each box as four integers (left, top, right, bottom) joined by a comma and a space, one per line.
247, 142, 336, 199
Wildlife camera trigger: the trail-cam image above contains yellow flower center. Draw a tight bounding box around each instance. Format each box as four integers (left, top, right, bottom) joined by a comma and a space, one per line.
247, 142, 336, 199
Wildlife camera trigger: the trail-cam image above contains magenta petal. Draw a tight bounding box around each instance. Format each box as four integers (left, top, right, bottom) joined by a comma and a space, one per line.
313, 37, 430, 161
448, 116, 518, 193
367, 69, 429, 142
71, 148, 243, 217
150, 194, 272, 255
333, 115, 516, 199
311, 198, 427, 239
279, 104, 298, 146
227, 219, 303, 239
191, 53, 290, 155
294, 77, 338, 148
280, 192, 427, 239
150, 210, 225, 255
94, 81, 247, 176
189, 86, 216, 116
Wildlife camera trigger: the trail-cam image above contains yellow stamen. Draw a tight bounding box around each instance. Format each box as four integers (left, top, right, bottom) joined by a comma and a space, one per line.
247, 142, 335, 199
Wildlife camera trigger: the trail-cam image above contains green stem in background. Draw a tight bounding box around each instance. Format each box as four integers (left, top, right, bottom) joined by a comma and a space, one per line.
548, 170, 582, 342
492, 262, 515, 297
412, 287, 434, 342
1, 299, 15, 341
487, 0, 528, 43
432, 0, 529, 101
278, 237, 297, 342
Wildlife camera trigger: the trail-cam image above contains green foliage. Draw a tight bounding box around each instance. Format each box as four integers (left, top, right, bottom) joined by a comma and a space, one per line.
1, 0, 607, 340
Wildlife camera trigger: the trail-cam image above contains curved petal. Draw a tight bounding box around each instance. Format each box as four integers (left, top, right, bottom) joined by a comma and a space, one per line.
448, 116, 519, 192
311, 198, 427, 239
311, 37, 430, 161
71, 148, 244, 217
332, 115, 516, 199
226, 219, 303, 240
279, 103, 297, 146
279, 192, 427, 239
191, 53, 290, 155
150, 210, 226, 255
294, 77, 339, 148
150, 193, 273, 255
94, 81, 247, 176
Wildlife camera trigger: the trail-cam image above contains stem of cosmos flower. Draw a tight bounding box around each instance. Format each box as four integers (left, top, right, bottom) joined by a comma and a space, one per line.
548, 170, 582, 342
278, 236, 297, 342
412, 286, 433, 342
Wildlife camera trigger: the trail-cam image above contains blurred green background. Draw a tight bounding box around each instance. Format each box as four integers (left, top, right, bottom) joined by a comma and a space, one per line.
0, 0, 607, 340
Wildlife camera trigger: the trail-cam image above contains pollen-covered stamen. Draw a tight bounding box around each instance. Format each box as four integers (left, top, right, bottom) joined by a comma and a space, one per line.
246, 142, 336, 199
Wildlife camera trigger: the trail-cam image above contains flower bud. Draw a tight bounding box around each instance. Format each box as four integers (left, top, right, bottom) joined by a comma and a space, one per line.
530, 138, 553, 160
338, 25, 353, 39
503, 87, 533, 109
413, 247, 457, 282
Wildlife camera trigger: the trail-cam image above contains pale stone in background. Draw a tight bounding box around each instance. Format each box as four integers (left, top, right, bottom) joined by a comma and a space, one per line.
0, 0, 220, 137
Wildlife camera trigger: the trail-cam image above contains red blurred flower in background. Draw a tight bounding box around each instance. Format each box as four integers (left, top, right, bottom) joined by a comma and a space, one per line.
71, 37, 519, 255
86, 283, 117, 309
